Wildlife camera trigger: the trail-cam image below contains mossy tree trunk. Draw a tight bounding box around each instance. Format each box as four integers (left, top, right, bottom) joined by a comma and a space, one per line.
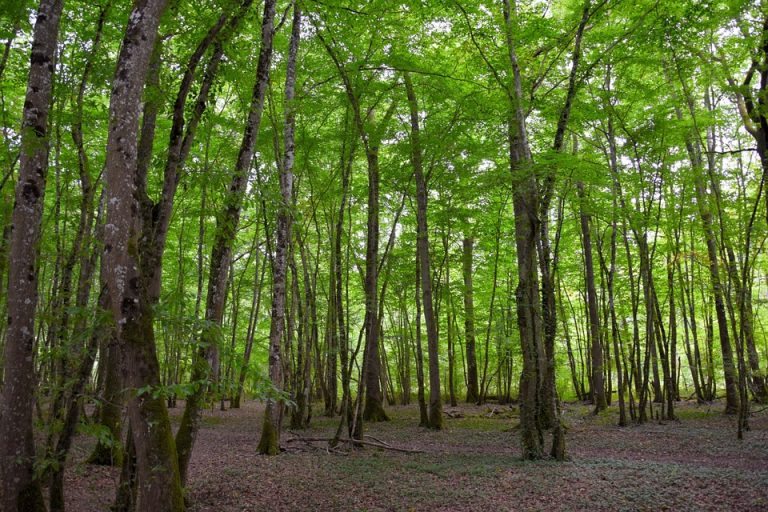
102, 0, 185, 509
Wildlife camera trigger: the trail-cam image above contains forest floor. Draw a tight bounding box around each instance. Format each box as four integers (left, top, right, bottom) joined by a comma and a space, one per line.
62, 398, 768, 511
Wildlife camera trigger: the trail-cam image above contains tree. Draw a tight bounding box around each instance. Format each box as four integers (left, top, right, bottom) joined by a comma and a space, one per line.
0, 1, 64, 510
462, 237, 480, 404
404, 71, 442, 430
101, 0, 184, 509
257, 0, 298, 455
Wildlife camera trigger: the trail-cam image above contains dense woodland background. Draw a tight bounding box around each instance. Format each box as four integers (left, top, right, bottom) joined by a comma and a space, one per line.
1, 0, 768, 510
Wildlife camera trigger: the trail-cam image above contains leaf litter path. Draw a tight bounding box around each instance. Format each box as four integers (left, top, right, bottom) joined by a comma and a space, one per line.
65, 400, 768, 511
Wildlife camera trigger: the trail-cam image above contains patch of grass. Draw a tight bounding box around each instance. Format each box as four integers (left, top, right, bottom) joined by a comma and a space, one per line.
673, 405, 716, 420
335, 452, 398, 484
201, 415, 226, 426
402, 454, 514, 478
448, 415, 515, 432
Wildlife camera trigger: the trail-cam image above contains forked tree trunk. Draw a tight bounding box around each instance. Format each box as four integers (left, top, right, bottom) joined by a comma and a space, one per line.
101, 1, 186, 510
0, 1, 63, 510
502, 0, 563, 460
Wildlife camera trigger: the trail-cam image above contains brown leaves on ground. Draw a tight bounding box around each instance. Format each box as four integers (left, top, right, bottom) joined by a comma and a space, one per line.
63, 400, 768, 511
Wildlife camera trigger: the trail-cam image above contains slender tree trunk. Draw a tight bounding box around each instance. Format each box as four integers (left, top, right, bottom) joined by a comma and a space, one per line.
606, 208, 627, 426
331, 124, 353, 442
46, 5, 109, 462
316, 30, 396, 426
538, 0, 591, 429
0, 2, 63, 509
404, 72, 442, 429
414, 251, 429, 427
445, 238, 457, 407
462, 237, 480, 403
176, 0, 276, 473
577, 181, 606, 412
233, 244, 266, 409
557, 276, 582, 400
361, 142, 387, 422
257, 0, 298, 455
674, 70, 739, 413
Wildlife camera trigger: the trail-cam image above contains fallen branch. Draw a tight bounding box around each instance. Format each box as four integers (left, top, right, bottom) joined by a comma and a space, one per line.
284, 436, 423, 454
364, 434, 391, 447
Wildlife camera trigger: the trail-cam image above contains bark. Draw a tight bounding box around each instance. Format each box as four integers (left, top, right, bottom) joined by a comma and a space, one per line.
404, 72, 442, 430
256, 0, 297, 455
414, 250, 429, 427
0, 1, 63, 510
538, 0, 591, 430
502, 0, 560, 460
101, 1, 184, 510
462, 238, 480, 403
577, 181, 606, 412
233, 244, 266, 409
316, 29, 395, 425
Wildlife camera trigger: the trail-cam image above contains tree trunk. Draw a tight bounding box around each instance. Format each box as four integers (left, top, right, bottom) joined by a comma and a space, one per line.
577, 181, 606, 412
0, 2, 63, 509
462, 237, 480, 403
404, 72, 442, 430
537, 0, 591, 430
257, 0, 297, 455
101, 1, 185, 509
414, 250, 429, 427
502, 0, 561, 460
233, 244, 266, 409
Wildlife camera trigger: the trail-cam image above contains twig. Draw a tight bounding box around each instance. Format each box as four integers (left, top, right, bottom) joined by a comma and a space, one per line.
364, 434, 391, 447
